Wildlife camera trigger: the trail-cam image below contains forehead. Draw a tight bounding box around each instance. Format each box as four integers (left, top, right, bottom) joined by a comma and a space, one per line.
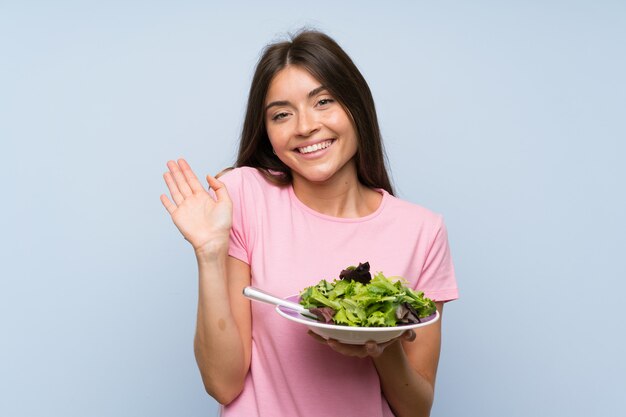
265, 66, 323, 102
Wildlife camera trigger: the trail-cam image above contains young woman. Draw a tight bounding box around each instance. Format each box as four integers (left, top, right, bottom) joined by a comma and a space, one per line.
161, 30, 458, 417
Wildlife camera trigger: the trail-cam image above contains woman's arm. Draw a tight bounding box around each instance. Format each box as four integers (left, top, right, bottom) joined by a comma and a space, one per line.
194, 254, 251, 405
161, 159, 252, 405
311, 301, 444, 417
372, 302, 444, 417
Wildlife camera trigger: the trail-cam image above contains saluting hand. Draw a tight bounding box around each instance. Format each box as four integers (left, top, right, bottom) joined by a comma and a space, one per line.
160, 158, 232, 256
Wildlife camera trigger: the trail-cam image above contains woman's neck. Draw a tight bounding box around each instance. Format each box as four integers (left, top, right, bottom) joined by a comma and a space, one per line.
291, 168, 382, 218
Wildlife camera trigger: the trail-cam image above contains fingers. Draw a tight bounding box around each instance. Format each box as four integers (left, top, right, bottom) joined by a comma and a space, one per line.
307, 330, 407, 358
307, 330, 328, 344
178, 158, 205, 194
307, 331, 373, 358
160, 194, 176, 214
330, 339, 371, 358
163, 171, 184, 205
162, 158, 212, 208
365, 341, 383, 357
167, 160, 193, 197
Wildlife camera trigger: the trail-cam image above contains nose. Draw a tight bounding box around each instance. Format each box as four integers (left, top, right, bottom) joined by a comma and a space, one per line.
295, 109, 320, 137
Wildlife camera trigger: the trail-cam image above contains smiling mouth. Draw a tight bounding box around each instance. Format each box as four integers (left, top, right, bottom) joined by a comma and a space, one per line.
296, 139, 334, 154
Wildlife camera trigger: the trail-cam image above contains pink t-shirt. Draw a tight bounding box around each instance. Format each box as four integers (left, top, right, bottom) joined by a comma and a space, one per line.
218, 167, 458, 417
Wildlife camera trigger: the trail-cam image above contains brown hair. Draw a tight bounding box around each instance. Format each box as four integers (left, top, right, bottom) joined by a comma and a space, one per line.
236, 29, 394, 195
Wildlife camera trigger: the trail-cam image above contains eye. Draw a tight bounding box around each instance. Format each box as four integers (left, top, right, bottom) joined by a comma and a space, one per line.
317, 98, 334, 106
272, 112, 290, 121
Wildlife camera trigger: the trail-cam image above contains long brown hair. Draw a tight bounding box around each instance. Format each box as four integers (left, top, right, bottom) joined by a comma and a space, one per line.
236, 30, 394, 195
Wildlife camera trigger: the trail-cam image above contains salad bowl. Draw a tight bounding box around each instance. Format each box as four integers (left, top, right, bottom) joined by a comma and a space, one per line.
276, 295, 440, 345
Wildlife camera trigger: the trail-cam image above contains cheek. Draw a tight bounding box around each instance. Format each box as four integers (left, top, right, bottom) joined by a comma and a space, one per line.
265, 125, 274, 140
327, 111, 355, 136
266, 126, 284, 147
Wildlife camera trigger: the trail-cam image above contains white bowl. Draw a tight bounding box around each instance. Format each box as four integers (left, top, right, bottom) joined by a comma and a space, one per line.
276, 295, 440, 345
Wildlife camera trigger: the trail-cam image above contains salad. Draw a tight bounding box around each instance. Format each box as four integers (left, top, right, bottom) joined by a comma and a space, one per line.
299, 262, 436, 327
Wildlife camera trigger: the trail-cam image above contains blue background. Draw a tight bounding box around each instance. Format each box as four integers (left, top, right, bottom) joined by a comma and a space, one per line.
2, 1, 625, 416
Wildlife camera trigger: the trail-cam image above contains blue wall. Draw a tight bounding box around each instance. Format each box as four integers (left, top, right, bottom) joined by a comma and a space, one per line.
2, 1, 624, 416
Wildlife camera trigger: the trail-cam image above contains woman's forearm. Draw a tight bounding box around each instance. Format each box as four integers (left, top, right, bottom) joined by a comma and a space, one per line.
373, 342, 435, 417
193, 250, 249, 404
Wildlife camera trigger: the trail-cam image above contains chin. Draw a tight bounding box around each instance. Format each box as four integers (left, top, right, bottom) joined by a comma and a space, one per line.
303, 174, 335, 184
294, 169, 336, 184
293, 161, 355, 185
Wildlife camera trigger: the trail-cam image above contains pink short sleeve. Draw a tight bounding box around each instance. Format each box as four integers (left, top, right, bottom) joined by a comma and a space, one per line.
417, 216, 459, 302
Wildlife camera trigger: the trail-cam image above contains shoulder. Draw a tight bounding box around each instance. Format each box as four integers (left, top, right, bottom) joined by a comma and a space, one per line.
216, 166, 260, 183
384, 193, 445, 230
218, 166, 273, 189
217, 167, 287, 202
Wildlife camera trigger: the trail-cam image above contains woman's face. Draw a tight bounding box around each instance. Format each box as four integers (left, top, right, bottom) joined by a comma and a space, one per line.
264, 65, 358, 186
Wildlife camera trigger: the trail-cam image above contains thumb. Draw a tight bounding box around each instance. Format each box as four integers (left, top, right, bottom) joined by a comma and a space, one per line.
403, 330, 416, 342
206, 174, 230, 201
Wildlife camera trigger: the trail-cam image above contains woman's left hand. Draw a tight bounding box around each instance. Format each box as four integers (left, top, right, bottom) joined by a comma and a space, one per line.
307, 330, 416, 358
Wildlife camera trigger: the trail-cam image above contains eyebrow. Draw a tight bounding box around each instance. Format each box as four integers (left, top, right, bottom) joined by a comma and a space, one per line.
265, 85, 328, 111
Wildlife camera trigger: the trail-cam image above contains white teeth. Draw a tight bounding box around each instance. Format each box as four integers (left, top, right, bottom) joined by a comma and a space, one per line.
298, 140, 332, 154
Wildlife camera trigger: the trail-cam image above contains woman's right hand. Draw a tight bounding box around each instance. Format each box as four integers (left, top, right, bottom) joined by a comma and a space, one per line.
160, 159, 232, 257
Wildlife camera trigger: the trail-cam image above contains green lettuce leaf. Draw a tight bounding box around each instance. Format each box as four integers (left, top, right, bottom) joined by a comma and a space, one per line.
300, 264, 437, 327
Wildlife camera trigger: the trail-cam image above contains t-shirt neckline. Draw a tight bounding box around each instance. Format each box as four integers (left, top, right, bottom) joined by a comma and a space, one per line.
287, 185, 388, 223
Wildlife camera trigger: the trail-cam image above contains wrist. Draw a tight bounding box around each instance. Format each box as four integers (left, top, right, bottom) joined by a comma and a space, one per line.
372, 340, 404, 366
194, 238, 229, 262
